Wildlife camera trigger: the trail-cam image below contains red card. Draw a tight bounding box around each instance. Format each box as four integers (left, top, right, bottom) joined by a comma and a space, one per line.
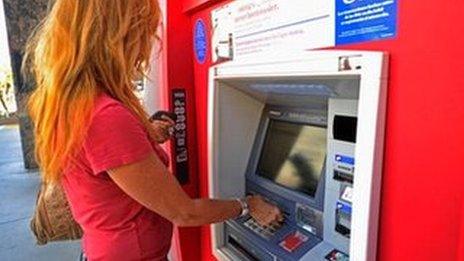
279, 231, 308, 252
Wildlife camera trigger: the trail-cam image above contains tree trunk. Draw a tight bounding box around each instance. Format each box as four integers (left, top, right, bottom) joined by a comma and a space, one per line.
2, 0, 49, 169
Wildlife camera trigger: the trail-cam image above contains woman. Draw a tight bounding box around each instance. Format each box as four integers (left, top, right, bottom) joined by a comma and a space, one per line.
25, 0, 282, 260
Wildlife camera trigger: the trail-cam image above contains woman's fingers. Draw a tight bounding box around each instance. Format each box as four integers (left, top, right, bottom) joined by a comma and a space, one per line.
151, 120, 174, 143
153, 120, 174, 129
248, 195, 284, 227
160, 115, 176, 125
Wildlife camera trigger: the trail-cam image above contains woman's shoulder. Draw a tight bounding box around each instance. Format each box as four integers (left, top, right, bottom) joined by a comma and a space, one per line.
92, 94, 132, 117
81, 94, 153, 175
91, 94, 137, 123
93, 94, 125, 114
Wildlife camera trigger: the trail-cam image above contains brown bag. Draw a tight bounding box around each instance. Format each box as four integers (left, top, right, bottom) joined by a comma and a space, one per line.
30, 182, 83, 245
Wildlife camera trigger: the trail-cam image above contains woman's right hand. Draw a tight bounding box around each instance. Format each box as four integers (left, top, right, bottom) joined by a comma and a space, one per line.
151, 117, 175, 144
247, 195, 284, 227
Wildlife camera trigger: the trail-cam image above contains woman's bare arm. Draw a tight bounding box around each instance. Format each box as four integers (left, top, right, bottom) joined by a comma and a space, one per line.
108, 153, 281, 227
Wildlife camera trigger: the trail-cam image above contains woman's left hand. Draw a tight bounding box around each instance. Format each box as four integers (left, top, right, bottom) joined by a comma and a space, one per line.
152, 117, 175, 144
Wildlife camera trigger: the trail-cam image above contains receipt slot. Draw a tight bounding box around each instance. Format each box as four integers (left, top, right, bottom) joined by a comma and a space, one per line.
207, 51, 388, 261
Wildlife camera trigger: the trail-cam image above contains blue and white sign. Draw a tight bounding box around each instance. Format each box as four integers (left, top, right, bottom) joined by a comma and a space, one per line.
194, 19, 207, 64
211, 0, 398, 60
337, 201, 353, 214
335, 154, 355, 165
336, 0, 397, 44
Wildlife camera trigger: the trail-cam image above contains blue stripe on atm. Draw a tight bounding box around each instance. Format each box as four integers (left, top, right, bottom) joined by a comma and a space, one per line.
335, 154, 355, 165
337, 201, 352, 214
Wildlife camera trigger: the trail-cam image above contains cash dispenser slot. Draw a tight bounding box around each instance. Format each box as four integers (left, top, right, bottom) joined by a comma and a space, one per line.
225, 224, 275, 261
227, 236, 259, 261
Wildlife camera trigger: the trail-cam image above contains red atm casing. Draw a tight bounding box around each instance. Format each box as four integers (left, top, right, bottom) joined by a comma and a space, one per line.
163, 1, 464, 261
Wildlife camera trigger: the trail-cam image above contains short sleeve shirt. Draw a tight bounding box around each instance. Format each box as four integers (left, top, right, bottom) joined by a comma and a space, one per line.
61, 94, 173, 261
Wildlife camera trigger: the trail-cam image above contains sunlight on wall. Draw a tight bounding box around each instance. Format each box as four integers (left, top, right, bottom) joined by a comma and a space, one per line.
0, 1, 10, 69
0, 1, 15, 117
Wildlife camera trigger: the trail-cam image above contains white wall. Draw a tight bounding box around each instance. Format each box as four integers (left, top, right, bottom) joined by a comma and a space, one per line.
143, 0, 168, 114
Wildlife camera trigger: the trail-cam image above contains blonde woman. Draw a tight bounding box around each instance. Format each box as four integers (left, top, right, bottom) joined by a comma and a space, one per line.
25, 1, 282, 260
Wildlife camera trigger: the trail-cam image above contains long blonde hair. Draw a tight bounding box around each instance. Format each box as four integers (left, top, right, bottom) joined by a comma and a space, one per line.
25, 0, 161, 183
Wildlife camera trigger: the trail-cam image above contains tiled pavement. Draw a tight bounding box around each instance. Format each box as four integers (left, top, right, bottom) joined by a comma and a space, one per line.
0, 124, 81, 261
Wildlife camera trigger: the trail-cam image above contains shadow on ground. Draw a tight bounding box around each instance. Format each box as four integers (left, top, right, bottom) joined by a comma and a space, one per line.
0, 124, 81, 261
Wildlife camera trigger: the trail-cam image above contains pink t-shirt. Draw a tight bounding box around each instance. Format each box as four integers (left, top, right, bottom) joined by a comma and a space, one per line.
62, 94, 173, 261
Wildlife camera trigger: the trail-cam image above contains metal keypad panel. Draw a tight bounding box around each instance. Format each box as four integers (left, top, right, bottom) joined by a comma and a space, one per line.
243, 217, 280, 239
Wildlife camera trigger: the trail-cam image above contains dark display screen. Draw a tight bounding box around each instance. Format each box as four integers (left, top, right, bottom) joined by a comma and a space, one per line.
257, 120, 327, 197
333, 115, 357, 143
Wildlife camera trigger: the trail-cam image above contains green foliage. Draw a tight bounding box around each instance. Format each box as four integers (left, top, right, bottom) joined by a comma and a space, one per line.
0, 66, 16, 118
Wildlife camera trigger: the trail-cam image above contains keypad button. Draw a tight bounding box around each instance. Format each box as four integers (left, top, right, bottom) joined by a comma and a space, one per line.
243, 218, 280, 239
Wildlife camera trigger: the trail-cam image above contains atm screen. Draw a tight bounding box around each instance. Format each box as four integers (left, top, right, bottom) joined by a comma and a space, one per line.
257, 120, 327, 197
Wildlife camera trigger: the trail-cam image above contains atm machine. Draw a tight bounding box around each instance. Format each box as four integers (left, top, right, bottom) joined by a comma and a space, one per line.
207, 51, 388, 261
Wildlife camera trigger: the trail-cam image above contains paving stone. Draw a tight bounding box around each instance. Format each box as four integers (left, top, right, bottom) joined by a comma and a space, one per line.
0, 125, 81, 261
